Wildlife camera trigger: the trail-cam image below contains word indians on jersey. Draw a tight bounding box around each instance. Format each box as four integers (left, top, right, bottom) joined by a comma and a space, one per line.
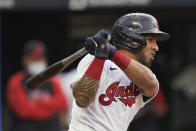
99, 82, 140, 107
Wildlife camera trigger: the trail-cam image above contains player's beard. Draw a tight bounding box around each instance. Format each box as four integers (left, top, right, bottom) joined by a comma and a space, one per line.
135, 51, 152, 67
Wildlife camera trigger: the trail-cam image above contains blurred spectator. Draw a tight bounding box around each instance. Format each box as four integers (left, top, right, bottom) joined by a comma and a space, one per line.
128, 86, 168, 131
6, 40, 69, 131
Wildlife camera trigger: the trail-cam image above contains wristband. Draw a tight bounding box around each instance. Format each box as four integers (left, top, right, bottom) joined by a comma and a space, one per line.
85, 58, 105, 80
111, 50, 131, 70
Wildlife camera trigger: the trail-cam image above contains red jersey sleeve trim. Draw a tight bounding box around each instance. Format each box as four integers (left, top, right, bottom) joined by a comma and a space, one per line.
85, 58, 105, 80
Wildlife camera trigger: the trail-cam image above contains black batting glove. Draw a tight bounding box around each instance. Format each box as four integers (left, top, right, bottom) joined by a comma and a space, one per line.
84, 29, 117, 59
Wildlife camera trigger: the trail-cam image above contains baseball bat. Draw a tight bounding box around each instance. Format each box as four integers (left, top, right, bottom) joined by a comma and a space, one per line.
26, 47, 86, 89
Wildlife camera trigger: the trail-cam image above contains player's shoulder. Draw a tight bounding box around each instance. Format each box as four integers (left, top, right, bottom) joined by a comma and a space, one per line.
78, 54, 120, 71
78, 54, 95, 66
81, 54, 94, 61
75, 54, 95, 72
9, 71, 25, 81
7, 71, 25, 86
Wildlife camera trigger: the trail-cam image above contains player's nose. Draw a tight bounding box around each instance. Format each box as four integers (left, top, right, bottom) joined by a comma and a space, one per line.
153, 42, 159, 52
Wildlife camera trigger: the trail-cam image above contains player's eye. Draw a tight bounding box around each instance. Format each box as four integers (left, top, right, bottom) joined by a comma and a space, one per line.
147, 38, 153, 42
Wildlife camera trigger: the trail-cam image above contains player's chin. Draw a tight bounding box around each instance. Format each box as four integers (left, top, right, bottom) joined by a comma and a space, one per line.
146, 62, 152, 67
142, 60, 151, 67
145, 58, 153, 67
139, 56, 152, 67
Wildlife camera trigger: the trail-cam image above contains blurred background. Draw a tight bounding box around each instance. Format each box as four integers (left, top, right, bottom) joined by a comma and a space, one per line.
1, 0, 196, 131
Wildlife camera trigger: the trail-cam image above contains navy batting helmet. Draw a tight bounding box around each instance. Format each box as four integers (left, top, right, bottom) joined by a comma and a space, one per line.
111, 13, 170, 51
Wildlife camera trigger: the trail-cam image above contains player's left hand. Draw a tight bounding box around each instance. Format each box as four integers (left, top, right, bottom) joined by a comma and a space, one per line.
85, 29, 117, 59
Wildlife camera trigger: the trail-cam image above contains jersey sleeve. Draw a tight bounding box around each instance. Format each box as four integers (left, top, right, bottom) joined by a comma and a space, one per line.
70, 54, 95, 88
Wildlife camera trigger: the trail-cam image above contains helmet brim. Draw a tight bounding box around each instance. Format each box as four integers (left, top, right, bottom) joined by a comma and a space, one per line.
141, 28, 170, 41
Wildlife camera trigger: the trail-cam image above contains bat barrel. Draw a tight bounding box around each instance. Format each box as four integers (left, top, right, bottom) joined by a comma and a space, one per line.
26, 61, 65, 89
26, 47, 86, 89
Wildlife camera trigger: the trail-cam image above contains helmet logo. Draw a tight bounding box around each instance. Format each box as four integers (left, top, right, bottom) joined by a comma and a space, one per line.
131, 22, 142, 29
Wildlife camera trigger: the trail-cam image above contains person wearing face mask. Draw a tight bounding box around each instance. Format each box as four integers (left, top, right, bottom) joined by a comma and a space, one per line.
6, 40, 69, 131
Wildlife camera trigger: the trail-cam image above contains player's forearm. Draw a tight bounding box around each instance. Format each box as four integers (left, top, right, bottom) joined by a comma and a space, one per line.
73, 75, 99, 108
124, 60, 159, 97
111, 50, 158, 97
73, 57, 105, 108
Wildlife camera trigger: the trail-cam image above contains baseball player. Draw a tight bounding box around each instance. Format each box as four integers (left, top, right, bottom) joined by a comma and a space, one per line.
69, 13, 170, 131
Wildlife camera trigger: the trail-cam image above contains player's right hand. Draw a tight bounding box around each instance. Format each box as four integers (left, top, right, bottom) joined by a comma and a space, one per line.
84, 29, 117, 59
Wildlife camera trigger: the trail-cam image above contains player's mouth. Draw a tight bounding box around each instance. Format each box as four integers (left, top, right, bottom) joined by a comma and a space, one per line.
151, 52, 156, 60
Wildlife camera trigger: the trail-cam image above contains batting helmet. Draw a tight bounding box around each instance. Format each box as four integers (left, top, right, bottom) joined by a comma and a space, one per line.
111, 13, 170, 51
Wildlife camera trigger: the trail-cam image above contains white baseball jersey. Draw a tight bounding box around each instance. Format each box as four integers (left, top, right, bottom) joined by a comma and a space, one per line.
69, 54, 158, 131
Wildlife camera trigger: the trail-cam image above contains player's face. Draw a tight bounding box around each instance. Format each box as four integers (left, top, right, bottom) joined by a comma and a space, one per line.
135, 35, 159, 67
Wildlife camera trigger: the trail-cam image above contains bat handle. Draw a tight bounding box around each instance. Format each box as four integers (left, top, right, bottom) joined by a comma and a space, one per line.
62, 47, 86, 67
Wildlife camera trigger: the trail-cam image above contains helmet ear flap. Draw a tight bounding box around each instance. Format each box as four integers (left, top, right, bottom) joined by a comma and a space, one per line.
111, 26, 147, 51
